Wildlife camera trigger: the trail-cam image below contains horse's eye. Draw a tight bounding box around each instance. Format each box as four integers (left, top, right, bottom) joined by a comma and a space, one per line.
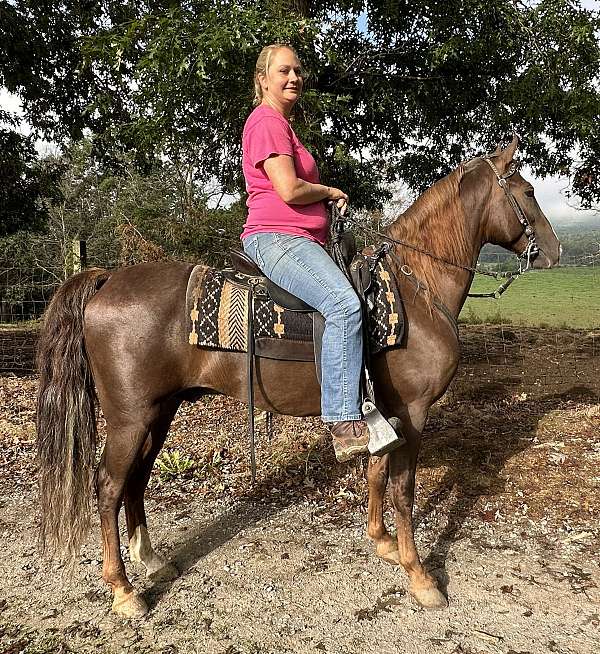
525, 189, 534, 198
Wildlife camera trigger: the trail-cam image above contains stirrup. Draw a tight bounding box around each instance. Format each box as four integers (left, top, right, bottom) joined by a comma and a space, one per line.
362, 400, 406, 456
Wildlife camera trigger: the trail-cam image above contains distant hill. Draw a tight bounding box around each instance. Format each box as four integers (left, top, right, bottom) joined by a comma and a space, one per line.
480, 218, 599, 266
553, 212, 600, 230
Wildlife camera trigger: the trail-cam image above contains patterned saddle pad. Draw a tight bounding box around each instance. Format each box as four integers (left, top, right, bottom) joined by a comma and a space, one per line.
187, 258, 404, 359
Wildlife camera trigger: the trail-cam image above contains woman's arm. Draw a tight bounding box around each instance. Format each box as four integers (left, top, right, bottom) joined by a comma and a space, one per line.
263, 154, 348, 209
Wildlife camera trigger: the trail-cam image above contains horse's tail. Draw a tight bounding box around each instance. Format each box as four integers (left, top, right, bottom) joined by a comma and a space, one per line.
36, 268, 112, 560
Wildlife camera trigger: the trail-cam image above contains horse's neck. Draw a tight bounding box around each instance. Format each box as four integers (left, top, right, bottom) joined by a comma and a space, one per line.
386, 189, 483, 319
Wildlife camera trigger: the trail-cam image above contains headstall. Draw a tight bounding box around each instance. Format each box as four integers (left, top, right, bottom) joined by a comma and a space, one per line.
482, 156, 540, 272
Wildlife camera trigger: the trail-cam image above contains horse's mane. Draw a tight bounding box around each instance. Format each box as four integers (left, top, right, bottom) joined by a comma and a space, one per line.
385, 166, 472, 306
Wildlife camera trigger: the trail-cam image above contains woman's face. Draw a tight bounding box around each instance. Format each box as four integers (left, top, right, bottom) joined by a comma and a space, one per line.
260, 48, 303, 113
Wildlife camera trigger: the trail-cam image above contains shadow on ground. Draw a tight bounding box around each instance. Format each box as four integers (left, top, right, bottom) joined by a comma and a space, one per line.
417, 382, 598, 595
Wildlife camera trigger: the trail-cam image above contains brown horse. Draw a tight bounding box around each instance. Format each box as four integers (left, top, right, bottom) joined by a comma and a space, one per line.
36, 137, 560, 617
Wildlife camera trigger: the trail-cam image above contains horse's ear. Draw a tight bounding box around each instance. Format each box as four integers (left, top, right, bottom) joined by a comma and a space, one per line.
498, 133, 519, 165
493, 144, 502, 156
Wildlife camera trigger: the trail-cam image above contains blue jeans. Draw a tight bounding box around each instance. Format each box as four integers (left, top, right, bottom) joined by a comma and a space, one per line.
242, 233, 363, 422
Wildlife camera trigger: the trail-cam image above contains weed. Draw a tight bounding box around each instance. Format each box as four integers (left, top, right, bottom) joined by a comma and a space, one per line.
155, 449, 197, 479
459, 305, 483, 325
193, 448, 228, 478
487, 309, 508, 325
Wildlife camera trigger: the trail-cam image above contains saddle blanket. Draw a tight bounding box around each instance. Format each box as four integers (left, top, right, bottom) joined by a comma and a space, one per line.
187, 259, 403, 357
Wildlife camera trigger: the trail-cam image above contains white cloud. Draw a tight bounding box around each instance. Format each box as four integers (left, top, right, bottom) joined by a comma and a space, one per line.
522, 166, 600, 226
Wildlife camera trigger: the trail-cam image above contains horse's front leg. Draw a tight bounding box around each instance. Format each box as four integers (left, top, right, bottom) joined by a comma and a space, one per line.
388, 412, 448, 609
367, 454, 400, 564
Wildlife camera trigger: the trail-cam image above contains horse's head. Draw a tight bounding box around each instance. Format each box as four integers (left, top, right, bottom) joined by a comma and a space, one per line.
461, 136, 561, 269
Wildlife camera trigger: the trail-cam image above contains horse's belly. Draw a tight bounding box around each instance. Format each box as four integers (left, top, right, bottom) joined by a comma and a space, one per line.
192, 348, 322, 417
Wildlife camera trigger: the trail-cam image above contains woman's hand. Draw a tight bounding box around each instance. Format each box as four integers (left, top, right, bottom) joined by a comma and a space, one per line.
326, 186, 349, 215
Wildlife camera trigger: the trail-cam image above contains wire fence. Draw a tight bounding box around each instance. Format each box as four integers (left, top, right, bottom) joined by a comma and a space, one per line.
0, 266, 58, 324
1, 249, 599, 379
0, 266, 57, 374
477, 248, 600, 271
456, 324, 599, 403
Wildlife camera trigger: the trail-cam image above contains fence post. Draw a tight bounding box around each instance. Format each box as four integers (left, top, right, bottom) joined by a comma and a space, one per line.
72, 239, 87, 273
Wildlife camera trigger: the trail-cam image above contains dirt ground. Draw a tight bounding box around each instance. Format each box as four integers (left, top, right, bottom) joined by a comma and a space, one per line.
0, 326, 599, 654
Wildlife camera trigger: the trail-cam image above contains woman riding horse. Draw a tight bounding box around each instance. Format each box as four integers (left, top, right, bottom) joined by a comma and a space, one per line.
241, 43, 370, 463
36, 100, 560, 616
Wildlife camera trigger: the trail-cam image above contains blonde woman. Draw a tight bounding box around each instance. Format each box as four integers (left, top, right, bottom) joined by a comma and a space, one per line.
241, 44, 368, 462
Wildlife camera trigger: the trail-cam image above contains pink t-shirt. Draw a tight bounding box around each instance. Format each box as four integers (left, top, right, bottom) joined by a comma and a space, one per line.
241, 105, 329, 244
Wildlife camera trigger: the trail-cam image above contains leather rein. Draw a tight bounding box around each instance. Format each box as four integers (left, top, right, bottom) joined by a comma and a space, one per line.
340, 156, 540, 301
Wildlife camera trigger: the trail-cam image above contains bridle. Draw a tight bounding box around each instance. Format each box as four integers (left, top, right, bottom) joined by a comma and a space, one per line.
482, 156, 540, 272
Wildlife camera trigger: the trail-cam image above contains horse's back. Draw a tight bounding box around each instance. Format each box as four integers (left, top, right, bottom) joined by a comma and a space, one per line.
87, 260, 194, 311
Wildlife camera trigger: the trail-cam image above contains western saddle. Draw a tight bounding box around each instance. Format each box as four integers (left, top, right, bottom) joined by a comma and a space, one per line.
228, 221, 405, 481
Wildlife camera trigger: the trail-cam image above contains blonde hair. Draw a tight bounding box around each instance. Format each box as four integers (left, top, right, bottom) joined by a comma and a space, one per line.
253, 44, 302, 106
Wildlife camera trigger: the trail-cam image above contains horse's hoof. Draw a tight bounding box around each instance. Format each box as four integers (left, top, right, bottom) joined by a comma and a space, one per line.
112, 591, 148, 619
147, 561, 179, 581
376, 541, 400, 566
410, 585, 448, 610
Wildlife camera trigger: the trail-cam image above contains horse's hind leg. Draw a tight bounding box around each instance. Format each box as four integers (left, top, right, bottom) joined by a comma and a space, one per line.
125, 400, 181, 579
367, 454, 400, 565
96, 415, 157, 618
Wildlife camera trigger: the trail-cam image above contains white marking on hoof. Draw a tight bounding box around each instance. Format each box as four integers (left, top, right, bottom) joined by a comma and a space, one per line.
410, 584, 448, 610
129, 525, 152, 564
112, 590, 148, 619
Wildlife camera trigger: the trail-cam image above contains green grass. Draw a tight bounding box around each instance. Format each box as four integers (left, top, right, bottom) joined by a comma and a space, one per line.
460, 267, 600, 329
0, 319, 41, 330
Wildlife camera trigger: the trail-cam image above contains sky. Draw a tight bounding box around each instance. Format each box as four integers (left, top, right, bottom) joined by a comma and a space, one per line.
1, 0, 599, 228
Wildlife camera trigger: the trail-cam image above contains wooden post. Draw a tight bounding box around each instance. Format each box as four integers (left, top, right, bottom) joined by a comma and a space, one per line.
72, 239, 87, 273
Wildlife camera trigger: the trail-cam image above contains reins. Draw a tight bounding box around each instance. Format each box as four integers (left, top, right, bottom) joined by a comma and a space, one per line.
338, 213, 521, 300
334, 155, 540, 300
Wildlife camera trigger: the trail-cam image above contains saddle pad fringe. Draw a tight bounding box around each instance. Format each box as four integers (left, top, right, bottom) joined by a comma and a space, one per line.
187, 264, 210, 346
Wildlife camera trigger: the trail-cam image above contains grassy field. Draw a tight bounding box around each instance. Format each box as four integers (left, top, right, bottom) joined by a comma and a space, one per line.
0, 269, 597, 331
460, 266, 600, 329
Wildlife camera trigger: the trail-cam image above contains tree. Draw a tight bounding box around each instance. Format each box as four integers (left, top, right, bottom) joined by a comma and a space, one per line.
0, 128, 61, 236
2, 1, 600, 209
0, 138, 245, 277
